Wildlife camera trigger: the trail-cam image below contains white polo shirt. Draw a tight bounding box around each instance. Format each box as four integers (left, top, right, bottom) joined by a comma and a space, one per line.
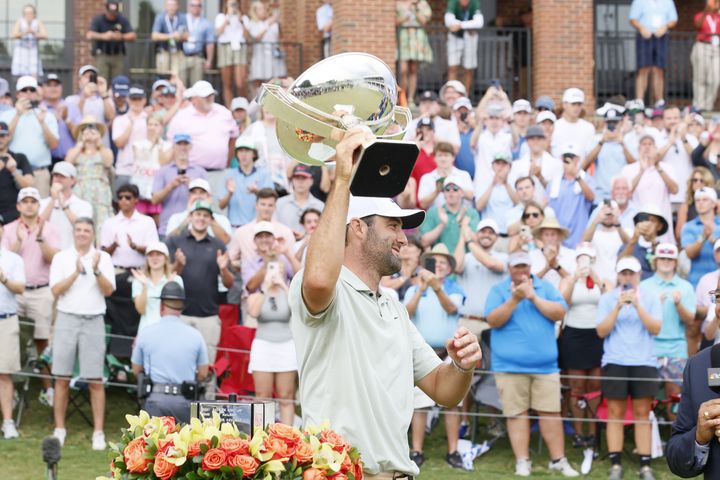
40, 195, 94, 249
0, 248, 25, 315
49, 246, 116, 315
100, 210, 159, 268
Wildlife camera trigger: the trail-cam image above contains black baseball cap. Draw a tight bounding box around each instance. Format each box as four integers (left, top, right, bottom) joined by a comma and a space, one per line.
44, 73, 62, 84
0, 122, 9, 135
419, 90, 438, 102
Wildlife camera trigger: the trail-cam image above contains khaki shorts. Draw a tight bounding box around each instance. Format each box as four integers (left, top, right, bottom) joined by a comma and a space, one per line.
495, 372, 561, 416
17, 286, 54, 340
51, 312, 106, 378
0, 315, 21, 374
156, 50, 184, 75
181, 314, 220, 364
33, 168, 51, 197
217, 43, 247, 68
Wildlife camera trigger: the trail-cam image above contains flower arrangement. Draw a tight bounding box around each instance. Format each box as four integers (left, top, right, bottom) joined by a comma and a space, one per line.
98, 411, 363, 480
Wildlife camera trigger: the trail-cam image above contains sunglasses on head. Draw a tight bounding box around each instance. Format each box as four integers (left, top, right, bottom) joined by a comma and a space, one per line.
444, 185, 460, 192
523, 212, 541, 219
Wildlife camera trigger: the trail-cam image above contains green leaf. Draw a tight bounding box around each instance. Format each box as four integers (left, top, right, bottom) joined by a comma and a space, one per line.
233, 466, 244, 476
187, 473, 199, 480
211, 435, 219, 448
220, 466, 232, 474
200, 442, 209, 454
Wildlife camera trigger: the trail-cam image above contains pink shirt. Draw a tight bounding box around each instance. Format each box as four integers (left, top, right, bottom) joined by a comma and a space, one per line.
166, 104, 239, 170
112, 110, 148, 176
621, 160, 676, 244
100, 210, 159, 268
228, 219, 295, 261
1, 219, 61, 286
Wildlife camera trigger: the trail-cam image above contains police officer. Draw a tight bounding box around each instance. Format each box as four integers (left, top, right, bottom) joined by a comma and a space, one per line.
131, 282, 208, 422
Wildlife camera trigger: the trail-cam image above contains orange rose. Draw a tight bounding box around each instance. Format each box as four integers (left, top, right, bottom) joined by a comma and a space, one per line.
160, 416, 177, 433
229, 454, 260, 477
265, 436, 294, 460
202, 448, 227, 471
294, 441, 314, 464
220, 437, 250, 456
153, 454, 179, 480
267, 423, 301, 446
303, 468, 327, 480
339, 454, 353, 473
329, 475, 348, 480
123, 437, 150, 473
354, 462, 363, 480
188, 439, 210, 458
156, 437, 174, 455
319, 430, 348, 453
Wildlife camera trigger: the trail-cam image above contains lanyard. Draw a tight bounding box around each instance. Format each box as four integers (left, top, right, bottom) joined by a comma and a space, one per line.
164, 15, 178, 34
707, 14, 718, 35
187, 15, 200, 35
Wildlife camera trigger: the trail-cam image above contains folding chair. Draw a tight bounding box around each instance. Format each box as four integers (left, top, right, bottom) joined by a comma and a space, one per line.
12, 337, 42, 427
217, 325, 256, 397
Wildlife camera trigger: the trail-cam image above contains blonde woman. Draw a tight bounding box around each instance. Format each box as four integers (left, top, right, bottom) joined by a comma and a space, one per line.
396, 0, 433, 104
66, 116, 113, 229
245, 1, 286, 92
131, 242, 183, 332
215, 0, 249, 106
131, 114, 172, 223
508, 200, 545, 253
675, 166, 715, 239
11, 4, 47, 78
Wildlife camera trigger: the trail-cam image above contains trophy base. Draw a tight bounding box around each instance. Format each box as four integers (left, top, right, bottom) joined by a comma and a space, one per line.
350, 140, 419, 198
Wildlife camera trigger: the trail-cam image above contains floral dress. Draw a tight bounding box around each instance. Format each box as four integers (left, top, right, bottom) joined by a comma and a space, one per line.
397, 1, 434, 63
73, 152, 112, 229
12, 18, 43, 77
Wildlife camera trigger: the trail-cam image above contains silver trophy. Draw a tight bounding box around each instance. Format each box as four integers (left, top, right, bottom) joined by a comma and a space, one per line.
257, 52, 419, 197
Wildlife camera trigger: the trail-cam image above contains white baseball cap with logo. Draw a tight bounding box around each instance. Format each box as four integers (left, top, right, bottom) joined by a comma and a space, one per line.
17, 187, 41, 202
16, 75, 38, 91
231, 97, 249, 111
536, 111, 557, 124
52, 161, 77, 178
476, 218, 499, 234
562, 88, 585, 104
346, 196, 425, 229
512, 99, 532, 114
188, 178, 211, 194
694, 187, 718, 202
191, 80, 217, 98
654, 243, 679, 260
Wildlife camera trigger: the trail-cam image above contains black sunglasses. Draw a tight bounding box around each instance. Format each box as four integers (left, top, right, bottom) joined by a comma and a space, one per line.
20, 87, 36, 93
523, 212, 541, 219
444, 185, 460, 192
118, 194, 134, 200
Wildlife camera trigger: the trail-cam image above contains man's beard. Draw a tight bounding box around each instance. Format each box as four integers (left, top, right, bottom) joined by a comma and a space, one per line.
362, 227, 401, 276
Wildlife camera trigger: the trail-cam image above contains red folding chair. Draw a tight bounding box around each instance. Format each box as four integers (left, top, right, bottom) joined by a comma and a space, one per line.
216, 325, 256, 396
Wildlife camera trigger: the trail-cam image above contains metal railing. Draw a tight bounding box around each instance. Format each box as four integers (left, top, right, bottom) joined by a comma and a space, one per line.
398, 25, 532, 102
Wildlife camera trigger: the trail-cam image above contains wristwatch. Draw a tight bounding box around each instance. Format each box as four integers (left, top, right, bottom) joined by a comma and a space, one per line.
93, 270, 101, 276
554, 265, 562, 272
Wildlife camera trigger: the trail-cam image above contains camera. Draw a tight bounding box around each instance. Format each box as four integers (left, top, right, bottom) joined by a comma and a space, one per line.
424, 257, 436, 274
606, 121, 618, 132
177, 168, 187, 175
0, 155, 9, 162
89, 71, 98, 84
30, 100, 39, 109
460, 111, 468, 122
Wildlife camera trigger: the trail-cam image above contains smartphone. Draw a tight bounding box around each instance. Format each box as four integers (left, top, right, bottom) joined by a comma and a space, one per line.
89, 71, 98, 84
621, 283, 633, 303
520, 225, 531, 237
424, 257, 436, 274
460, 111, 469, 122
577, 256, 591, 270
177, 168, 187, 175
0, 155, 8, 162
30, 100, 39, 109
603, 198, 612, 207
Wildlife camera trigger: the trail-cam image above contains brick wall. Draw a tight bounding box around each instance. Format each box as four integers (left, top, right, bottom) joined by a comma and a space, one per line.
72, 0, 107, 91
279, 0, 323, 76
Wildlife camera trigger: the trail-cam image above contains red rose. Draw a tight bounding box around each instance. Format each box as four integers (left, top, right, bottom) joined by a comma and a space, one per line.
229, 454, 260, 477
156, 437, 174, 455
303, 468, 327, 480
329, 475, 348, 480
294, 441, 314, 464
354, 462, 363, 480
267, 423, 301, 446
160, 416, 177, 433
340, 454, 353, 473
265, 436, 294, 460
188, 439, 210, 458
220, 437, 250, 456
123, 437, 150, 473
153, 454, 179, 480
202, 448, 227, 470
319, 430, 348, 453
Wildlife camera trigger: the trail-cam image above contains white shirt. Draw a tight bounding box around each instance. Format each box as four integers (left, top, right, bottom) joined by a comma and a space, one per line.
40, 195, 94, 250
551, 117, 596, 158
316, 3, 333, 38
474, 129, 513, 180
0, 248, 25, 314
417, 167, 473, 209
529, 245, 576, 289
508, 151, 563, 205
50, 246, 116, 315
100, 211, 159, 268
623, 126, 661, 160
403, 116, 462, 149
659, 130, 698, 203
591, 227, 625, 286
215, 13, 246, 46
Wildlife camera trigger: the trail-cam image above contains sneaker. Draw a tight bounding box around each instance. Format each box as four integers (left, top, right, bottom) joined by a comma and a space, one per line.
608, 465, 623, 480
638, 466, 655, 480
459, 421, 470, 439
2, 420, 19, 439
548, 457, 580, 477
515, 458, 532, 477
446, 451, 465, 469
53, 428, 66, 447
39, 388, 54, 407
92, 431, 106, 451
580, 448, 594, 475
410, 451, 425, 468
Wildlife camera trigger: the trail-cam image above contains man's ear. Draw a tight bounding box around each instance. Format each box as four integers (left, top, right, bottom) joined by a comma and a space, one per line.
348, 218, 366, 239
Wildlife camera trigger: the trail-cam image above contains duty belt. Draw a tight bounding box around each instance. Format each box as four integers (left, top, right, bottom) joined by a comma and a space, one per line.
151, 383, 184, 395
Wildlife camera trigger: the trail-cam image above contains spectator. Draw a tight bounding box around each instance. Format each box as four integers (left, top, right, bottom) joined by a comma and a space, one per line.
246, 240, 297, 425
110, 75, 130, 115
316, 0, 332, 58
243, 106, 291, 194
691, 119, 720, 182
696, 239, 720, 339
629, 0, 678, 105
0, 217, 25, 440
64, 65, 116, 146
0, 121, 34, 224
167, 80, 239, 202
596, 255, 662, 480
420, 175, 480, 252
65, 116, 113, 229
219, 138, 271, 227
682, 187, 720, 287
676, 166, 715, 240
622, 100, 658, 159
241, 221, 298, 293
40, 74, 74, 167
131, 114, 172, 223
246, 1, 286, 92
508, 200, 545, 253
547, 143, 595, 248
151, 133, 207, 236
39, 162, 93, 249
593, 175, 638, 234
620, 205, 668, 280
49, 217, 115, 449
558, 244, 604, 451
702, 268, 720, 345
0, 79, 11, 113
396, 0, 433, 104
230, 97, 250, 137
166, 178, 232, 244
417, 141, 473, 210
215, 1, 249, 108
440, 79, 467, 108
474, 152, 519, 244
509, 125, 562, 206
165, 201, 233, 363
506, 176, 538, 232
621, 132, 677, 243
472, 103, 512, 179
452, 97, 476, 178
510, 99, 532, 160
130, 241, 183, 331
529, 216, 576, 288
641, 243, 695, 419
409, 116, 437, 189
181, 0, 215, 87
535, 95, 555, 113
691, 2, 720, 111
405, 244, 466, 469
405, 90, 462, 150
444, 0, 484, 95
583, 200, 633, 287
86, 1, 136, 81
146, 77, 184, 126
131, 282, 208, 423
112, 85, 148, 189
292, 208, 322, 265
0, 76, 58, 197
658, 106, 698, 204
552, 88, 595, 159
688, 111, 707, 139
151, 0, 188, 76
537, 110, 557, 153
275, 165, 325, 236
485, 251, 579, 477
10, 4, 47, 78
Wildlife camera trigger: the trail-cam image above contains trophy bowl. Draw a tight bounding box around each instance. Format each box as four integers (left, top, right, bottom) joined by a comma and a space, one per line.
258, 52, 419, 197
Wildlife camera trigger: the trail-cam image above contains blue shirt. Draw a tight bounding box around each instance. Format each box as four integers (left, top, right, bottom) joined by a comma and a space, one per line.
131, 315, 209, 384
681, 216, 720, 286
640, 274, 695, 359
404, 278, 465, 348
455, 129, 475, 179
484, 276, 567, 374
481, 185, 516, 235
0, 108, 59, 168
629, 0, 678, 32
220, 166, 273, 226
182, 15, 215, 55
152, 13, 188, 51
548, 176, 594, 248
42, 101, 74, 160
596, 287, 661, 368
590, 140, 627, 201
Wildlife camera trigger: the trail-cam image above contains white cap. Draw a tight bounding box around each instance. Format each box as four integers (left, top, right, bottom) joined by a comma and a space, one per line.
508, 251, 531, 267
231, 97, 249, 111
440, 80, 467, 98
253, 220, 275, 236
183, 87, 195, 99
694, 187, 718, 202
17, 187, 40, 202
563, 87, 585, 104
596, 102, 626, 117
536, 111, 557, 124
78, 64, 98, 77
152, 79, 171, 91
191, 80, 216, 98
714, 238, 720, 251
638, 128, 662, 145
146, 241, 170, 257
561, 143, 582, 157
476, 218, 499, 234
452, 97, 473, 111
188, 178, 211, 193
16, 75, 38, 91
654, 242, 678, 260
346, 196, 425, 229
616, 256, 641, 273
52, 161, 77, 178
443, 175, 465, 188
575, 242, 596, 259
512, 99, 532, 114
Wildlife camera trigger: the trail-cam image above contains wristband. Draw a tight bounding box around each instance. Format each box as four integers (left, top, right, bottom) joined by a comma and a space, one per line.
656, 169, 664, 174
93, 270, 101, 276
452, 359, 474, 374
36, 237, 44, 243
62, 205, 69, 211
